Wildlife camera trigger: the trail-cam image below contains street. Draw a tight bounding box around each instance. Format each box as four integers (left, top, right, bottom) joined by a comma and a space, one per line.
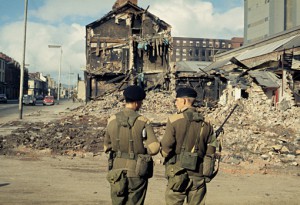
0, 99, 82, 124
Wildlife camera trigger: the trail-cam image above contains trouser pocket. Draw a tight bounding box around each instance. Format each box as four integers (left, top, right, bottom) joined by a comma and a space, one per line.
166, 165, 189, 192
106, 169, 128, 196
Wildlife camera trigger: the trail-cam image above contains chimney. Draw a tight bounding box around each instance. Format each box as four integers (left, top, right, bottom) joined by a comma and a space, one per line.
113, 0, 138, 9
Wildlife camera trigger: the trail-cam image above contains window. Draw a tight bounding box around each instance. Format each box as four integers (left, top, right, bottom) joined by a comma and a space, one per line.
189, 49, 193, 56
176, 40, 181, 46
195, 49, 199, 56
222, 42, 226, 48
190, 41, 194, 46
196, 41, 200, 47
209, 41, 213, 47
176, 49, 181, 56
215, 42, 220, 48
202, 41, 207, 47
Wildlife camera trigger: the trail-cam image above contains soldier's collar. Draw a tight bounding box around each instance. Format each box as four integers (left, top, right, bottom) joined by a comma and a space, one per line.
177, 107, 195, 114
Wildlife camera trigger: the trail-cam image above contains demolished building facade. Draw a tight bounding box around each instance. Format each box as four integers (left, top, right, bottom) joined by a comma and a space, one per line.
207, 27, 300, 109
85, 0, 172, 100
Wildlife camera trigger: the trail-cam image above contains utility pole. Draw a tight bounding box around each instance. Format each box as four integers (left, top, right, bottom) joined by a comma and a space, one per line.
19, 0, 28, 119
68, 66, 74, 99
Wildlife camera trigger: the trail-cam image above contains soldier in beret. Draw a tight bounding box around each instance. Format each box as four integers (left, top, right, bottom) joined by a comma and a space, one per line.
104, 85, 160, 205
160, 87, 217, 205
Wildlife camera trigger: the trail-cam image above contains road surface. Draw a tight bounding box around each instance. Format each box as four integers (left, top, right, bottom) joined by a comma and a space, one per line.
0, 99, 82, 124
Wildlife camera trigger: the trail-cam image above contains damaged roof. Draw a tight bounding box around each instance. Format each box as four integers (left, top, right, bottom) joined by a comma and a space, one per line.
86, 1, 171, 28
236, 35, 296, 61
175, 61, 212, 73
209, 34, 300, 71
248, 71, 279, 88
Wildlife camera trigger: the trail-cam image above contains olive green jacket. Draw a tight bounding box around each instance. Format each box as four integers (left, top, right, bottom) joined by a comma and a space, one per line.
160, 107, 216, 177
104, 108, 160, 177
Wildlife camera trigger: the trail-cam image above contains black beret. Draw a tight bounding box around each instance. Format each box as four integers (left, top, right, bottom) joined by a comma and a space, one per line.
123, 85, 146, 102
176, 87, 197, 98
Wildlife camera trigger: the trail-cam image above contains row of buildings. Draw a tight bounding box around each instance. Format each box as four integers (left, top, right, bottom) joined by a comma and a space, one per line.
83, 0, 300, 109
0, 52, 71, 100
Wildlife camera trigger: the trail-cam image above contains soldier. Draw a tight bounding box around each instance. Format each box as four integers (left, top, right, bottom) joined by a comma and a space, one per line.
104, 85, 160, 205
160, 87, 217, 205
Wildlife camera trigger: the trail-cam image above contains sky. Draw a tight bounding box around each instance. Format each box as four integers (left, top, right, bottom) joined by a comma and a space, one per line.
0, 0, 244, 85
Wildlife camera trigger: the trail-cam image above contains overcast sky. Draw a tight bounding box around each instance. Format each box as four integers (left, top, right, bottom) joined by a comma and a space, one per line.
0, 0, 244, 85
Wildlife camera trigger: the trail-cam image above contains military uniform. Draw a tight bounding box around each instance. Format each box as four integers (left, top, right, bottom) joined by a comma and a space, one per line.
160, 87, 216, 205
104, 85, 160, 205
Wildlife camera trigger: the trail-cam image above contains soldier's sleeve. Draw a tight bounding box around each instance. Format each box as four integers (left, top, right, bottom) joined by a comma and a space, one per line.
137, 116, 159, 155
144, 121, 160, 155
205, 122, 216, 155
160, 118, 176, 158
104, 116, 115, 153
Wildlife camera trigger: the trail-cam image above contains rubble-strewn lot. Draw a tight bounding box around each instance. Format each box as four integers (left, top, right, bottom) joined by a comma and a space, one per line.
0, 90, 299, 174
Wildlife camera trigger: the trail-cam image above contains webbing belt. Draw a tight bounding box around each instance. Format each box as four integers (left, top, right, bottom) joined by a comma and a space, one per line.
116, 151, 138, 160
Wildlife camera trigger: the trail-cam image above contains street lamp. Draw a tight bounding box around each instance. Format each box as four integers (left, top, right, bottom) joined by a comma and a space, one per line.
48, 44, 62, 104
19, 0, 28, 120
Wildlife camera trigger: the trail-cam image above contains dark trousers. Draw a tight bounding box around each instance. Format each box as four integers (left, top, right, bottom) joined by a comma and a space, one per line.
111, 177, 148, 205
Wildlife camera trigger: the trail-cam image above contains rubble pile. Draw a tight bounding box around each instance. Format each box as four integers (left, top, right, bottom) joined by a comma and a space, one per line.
206, 94, 300, 169
0, 89, 299, 170
0, 115, 107, 155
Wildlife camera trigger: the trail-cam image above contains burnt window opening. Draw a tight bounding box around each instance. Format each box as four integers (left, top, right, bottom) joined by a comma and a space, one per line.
131, 14, 142, 35
241, 89, 249, 99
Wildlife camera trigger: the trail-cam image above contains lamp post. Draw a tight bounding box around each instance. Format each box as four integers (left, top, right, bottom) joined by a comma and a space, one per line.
19, 0, 28, 119
48, 45, 62, 104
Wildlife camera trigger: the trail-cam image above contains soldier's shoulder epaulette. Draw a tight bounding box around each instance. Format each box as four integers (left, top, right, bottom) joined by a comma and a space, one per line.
169, 113, 184, 123
137, 115, 149, 123
107, 115, 116, 124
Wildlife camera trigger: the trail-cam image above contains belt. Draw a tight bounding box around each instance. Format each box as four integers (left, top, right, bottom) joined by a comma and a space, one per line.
116, 151, 138, 160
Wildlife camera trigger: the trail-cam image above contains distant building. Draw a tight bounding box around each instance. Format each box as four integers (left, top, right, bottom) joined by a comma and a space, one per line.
0, 52, 28, 99
172, 37, 243, 62
0, 56, 6, 94
28, 72, 48, 96
244, 0, 300, 44
46, 74, 56, 97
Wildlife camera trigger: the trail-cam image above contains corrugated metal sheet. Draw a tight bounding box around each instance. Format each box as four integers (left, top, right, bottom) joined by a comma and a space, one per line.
236, 35, 296, 61
277, 35, 300, 50
204, 58, 231, 70
248, 71, 279, 88
176, 61, 212, 73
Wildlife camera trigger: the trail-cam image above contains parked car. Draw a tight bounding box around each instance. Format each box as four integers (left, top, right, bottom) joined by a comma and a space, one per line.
0, 94, 7, 103
35, 95, 44, 105
43, 96, 54, 106
23, 95, 36, 105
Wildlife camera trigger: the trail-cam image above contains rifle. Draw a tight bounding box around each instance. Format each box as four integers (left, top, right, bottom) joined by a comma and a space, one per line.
215, 104, 238, 138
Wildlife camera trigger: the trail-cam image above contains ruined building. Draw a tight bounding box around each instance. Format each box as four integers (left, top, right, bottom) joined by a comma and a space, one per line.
85, 0, 172, 100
